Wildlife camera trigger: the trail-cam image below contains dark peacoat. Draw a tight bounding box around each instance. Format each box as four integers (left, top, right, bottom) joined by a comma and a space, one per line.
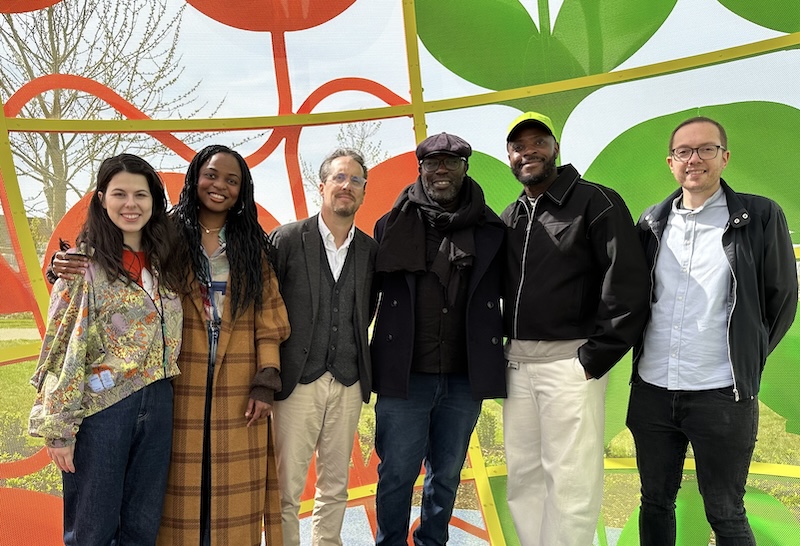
370, 207, 507, 401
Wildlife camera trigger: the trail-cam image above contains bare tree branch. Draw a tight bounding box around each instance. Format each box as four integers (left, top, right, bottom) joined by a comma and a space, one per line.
0, 0, 218, 231
300, 121, 389, 213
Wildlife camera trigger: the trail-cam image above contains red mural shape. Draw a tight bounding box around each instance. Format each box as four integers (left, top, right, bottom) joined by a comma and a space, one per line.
0, 0, 61, 14
354, 152, 420, 234
0, 259, 37, 315
185, 0, 357, 32
0, 488, 63, 546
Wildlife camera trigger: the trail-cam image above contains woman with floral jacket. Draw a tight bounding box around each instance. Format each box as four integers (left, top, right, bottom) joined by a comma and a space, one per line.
29, 154, 184, 545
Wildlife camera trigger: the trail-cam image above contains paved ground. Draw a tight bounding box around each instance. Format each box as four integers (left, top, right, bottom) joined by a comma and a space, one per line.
0, 328, 40, 341
288, 508, 624, 545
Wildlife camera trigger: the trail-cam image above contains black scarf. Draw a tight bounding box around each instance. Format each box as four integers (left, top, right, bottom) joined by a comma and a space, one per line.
375, 175, 486, 304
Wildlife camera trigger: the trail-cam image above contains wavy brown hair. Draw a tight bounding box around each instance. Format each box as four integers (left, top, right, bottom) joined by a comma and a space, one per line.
77, 153, 182, 290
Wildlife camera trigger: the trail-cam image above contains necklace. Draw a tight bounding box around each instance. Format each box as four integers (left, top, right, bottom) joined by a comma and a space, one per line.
198, 220, 223, 234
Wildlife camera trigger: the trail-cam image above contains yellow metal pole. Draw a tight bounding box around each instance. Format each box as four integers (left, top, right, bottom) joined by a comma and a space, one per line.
401, 0, 428, 145
0, 98, 49, 329
467, 429, 507, 545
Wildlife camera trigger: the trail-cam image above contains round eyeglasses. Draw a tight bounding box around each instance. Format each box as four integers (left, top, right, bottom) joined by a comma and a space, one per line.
420, 156, 466, 172
329, 172, 366, 188
670, 145, 726, 162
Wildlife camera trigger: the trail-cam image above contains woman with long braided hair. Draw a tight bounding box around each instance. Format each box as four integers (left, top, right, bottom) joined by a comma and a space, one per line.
158, 145, 290, 546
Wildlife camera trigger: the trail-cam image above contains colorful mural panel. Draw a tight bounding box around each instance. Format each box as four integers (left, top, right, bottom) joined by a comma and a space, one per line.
2, 1, 799, 544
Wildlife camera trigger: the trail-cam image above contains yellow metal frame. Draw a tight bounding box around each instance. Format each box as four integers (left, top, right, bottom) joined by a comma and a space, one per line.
1, 3, 799, 542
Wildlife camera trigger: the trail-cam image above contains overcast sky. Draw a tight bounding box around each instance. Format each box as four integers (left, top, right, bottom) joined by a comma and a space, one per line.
7, 0, 797, 224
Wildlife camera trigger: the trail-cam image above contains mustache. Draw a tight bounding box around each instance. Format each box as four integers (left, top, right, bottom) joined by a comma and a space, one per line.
518, 155, 548, 167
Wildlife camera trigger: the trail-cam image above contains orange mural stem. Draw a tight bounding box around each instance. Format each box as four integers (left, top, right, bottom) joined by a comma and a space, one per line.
298, 78, 409, 113
0, 446, 51, 479
348, 433, 380, 488
272, 31, 294, 116
448, 515, 491, 541
5, 74, 197, 163
245, 126, 291, 165
282, 126, 309, 219
272, 29, 311, 218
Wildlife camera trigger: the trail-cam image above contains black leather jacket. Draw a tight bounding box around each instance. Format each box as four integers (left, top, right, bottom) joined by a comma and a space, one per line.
501, 164, 651, 379
633, 180, 798, 400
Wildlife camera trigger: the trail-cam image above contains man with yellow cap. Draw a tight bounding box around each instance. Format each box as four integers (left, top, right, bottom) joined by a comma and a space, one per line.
501, 112, 650, 545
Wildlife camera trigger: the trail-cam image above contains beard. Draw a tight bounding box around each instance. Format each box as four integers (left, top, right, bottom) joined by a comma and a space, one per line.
422, 177, 463, 206
331, 196, 358, 217
512, 155, 557, 188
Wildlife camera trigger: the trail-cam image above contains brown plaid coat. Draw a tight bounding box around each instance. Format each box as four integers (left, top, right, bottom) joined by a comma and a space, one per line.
158, 267, 290, 546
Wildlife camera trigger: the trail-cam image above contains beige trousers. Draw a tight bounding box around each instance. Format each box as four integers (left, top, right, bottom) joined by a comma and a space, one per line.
272, 373, 363, 546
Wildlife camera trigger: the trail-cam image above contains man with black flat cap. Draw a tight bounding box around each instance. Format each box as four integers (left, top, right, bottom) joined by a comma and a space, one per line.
370, 132, 507, 545
502, 112, 650, 545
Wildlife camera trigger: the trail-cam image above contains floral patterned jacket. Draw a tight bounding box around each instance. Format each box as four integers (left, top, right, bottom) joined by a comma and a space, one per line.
29, 260, 183, 447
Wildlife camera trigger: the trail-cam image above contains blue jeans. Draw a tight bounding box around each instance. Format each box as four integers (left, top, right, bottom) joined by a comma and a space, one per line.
374, 373, 482, 546
626, 379, 758, 546
63, 379, 173, 546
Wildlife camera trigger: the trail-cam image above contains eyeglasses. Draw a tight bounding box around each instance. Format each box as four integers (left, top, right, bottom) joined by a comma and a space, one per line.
329, 172, 366, 188
420, 156, 466, 172
670, 145, 726, 162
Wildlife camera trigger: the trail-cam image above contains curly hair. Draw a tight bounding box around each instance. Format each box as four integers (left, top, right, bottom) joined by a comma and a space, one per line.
171, 144, 274, 317
77, 153, 182, 290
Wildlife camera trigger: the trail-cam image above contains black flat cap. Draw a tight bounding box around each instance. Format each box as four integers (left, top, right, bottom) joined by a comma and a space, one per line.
415, 132, 472, 161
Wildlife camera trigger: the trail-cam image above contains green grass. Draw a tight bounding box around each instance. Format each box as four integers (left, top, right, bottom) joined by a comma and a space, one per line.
0, 354, 61, 496
0, 359, 38, 412
0, 312, 36, 330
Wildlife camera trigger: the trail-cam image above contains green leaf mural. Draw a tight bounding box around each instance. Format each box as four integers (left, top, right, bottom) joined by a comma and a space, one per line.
585, 102, 800, 435
616, 482, 800, 544
416, 0, 677, 91
718, 0, 800, 33
468, 151, 522, 214
604, 355, 634, 446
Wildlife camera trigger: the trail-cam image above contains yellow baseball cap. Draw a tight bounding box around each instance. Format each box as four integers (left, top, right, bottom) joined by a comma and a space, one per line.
507, 111, 556, 141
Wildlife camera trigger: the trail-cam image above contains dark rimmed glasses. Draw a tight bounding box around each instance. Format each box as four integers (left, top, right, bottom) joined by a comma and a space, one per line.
670, 145, 726, 162
420, 156, 466, 172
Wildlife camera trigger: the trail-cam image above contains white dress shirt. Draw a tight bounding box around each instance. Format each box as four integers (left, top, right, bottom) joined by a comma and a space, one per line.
317, 214, 355, 281
638, 187, 733, 390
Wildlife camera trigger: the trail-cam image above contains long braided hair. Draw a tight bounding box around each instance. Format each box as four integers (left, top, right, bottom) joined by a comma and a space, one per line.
78, 153, 182, 290
172, 145, 274, 317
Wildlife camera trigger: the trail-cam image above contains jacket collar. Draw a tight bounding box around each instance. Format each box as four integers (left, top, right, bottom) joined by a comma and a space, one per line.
645, 178, 750, 231
510, 164, 581, 219
720, 179, 750, 229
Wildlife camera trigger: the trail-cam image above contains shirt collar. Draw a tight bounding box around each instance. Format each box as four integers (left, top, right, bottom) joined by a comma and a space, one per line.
317, 213, 355, 248
672, 185, 726, 215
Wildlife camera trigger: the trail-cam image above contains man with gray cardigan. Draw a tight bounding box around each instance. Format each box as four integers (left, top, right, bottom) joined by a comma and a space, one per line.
269, 148, 378, 546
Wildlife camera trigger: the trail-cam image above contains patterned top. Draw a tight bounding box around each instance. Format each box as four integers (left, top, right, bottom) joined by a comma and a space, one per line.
29, 259, 183, 447
199, 226, 229, 329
